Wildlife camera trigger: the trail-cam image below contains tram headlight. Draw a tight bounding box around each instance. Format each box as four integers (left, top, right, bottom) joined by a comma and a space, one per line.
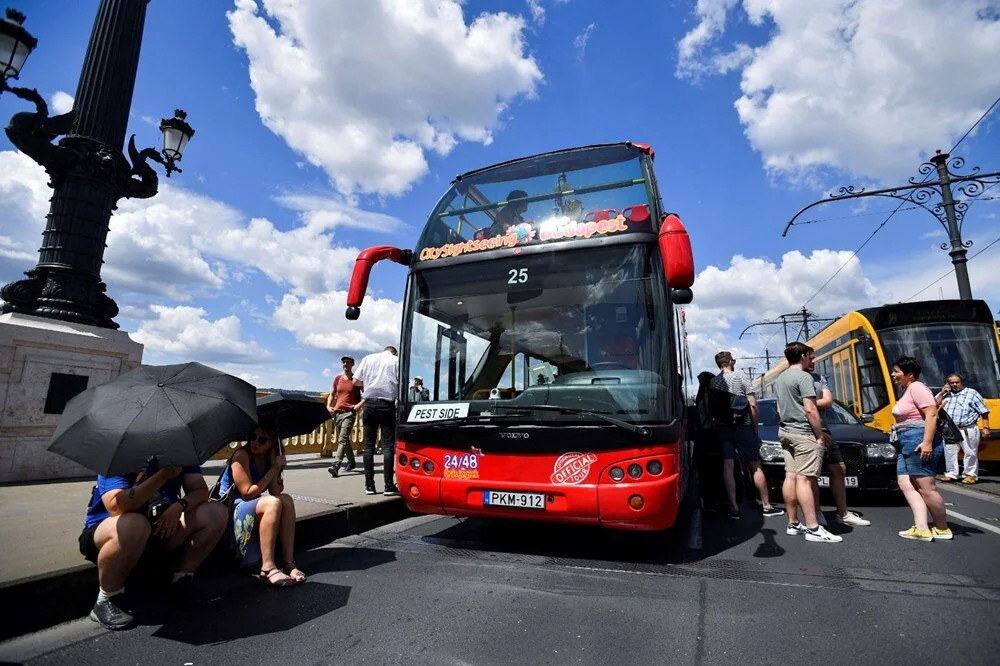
759, 441, 783, 462
867, 443, 897, 460
610, 466, 625, 482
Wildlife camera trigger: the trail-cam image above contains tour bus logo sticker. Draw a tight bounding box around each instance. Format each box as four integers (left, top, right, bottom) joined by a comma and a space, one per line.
551, 452, 599, 485
418, 214, 630, 262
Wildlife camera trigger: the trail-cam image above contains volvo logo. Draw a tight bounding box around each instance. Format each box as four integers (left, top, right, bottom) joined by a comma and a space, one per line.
499, 432, 530, 439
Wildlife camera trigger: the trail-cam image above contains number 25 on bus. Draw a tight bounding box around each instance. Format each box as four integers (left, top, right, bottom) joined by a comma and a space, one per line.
344, 143, 697, 531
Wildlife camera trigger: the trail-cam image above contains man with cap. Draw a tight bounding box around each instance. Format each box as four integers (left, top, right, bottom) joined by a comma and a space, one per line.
408, 376, 429, 403
326, 355, 362, 478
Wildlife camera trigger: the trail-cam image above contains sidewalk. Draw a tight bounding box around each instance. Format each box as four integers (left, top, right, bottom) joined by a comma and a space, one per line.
0, 454, 409, 639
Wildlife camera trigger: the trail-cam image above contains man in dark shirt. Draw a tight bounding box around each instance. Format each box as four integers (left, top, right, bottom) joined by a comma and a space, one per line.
488, 189, 529, 237
79, 463, 227, 630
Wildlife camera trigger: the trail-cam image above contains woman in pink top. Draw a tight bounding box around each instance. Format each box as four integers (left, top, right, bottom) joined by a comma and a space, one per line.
890, 356, 950, 542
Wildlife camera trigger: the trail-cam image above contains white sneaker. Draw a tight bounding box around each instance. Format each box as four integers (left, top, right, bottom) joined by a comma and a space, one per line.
836, 511, 871, 527
804, 525, 843, 543
786, 521, 807, 536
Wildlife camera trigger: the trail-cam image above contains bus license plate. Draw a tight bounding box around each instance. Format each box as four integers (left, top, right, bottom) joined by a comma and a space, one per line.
483, 490, 545, 510
818, 476, 858, 488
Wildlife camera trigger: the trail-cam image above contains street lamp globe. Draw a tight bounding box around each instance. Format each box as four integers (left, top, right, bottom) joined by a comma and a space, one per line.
158, 109, 195, 176
0, 8, 37, 81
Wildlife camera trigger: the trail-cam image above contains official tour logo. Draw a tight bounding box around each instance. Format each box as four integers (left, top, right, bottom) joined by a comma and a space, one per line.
551, 452, 598, 485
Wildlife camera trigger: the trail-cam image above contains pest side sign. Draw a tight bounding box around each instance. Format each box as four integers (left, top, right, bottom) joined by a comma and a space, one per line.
407, 403, 470, 422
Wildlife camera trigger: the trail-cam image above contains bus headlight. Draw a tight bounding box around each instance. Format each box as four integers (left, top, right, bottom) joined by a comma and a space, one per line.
867, 443, 896, 460
759, 441, 783, 462
610, 466, 625, 482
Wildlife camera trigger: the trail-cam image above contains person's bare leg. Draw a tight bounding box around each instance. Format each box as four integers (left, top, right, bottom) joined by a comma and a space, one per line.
828, 463, 849, 516
255, 495, 285, 573
913, 476, 948, 529
898, 474, 928, 531
94, 514, 150, 592
796, 475, 819, 528
782, 473, 799, 524
747, 461, 772, 509
166, 501, 227, 573
277, 493, 297, 566
723, 458, 738, 510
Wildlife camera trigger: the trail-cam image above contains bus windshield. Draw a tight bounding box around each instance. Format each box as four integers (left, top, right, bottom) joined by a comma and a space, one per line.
879, 322, 1000, 397
415, 144, 653, 263
403, 244, 670, 423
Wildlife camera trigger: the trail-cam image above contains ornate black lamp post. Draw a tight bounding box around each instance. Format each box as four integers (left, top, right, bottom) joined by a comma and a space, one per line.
783, 152, 1000, 301
0, 1, 194, 329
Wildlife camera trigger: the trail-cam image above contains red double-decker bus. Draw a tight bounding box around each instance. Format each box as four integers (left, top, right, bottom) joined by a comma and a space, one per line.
345, 143, 696, 530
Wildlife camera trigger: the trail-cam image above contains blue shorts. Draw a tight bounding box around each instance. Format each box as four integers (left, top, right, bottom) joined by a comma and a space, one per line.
717, 426, 761, 462
895, 428, 943, 478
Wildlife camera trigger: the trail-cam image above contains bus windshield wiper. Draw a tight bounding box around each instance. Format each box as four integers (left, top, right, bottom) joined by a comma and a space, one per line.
490, 404, 651, 438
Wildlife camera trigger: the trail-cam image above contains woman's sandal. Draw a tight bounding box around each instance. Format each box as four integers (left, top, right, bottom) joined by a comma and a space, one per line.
284, 562, 307, 584
259, 567, 295, 587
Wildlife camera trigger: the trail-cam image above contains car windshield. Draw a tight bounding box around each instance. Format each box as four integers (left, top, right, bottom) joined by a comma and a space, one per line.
415, 145, 653, 262
879, 322, 1000, 396
402, 244, 670, 423
757, 399, 858, 427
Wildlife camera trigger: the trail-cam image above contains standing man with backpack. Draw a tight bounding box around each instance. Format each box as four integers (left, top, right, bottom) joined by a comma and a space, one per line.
709, 351, 784, 520
326, 356, 362, 478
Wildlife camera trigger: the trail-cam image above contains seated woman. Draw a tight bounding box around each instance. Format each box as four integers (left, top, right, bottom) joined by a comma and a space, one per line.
218, 426, 307, 586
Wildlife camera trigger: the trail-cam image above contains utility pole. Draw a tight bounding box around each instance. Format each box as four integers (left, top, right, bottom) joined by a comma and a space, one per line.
739, 311, 835, 346
783, 150, 1000, 301
738, 350, 773, 371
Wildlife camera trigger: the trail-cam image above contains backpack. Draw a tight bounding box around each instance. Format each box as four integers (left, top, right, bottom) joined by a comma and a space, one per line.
707, 388, 750, 427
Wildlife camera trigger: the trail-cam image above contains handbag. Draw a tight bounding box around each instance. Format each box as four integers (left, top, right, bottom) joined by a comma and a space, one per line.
937, 408, 963, 445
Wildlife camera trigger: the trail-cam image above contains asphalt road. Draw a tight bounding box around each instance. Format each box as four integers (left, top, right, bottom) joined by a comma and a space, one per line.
3, 486, 999, 665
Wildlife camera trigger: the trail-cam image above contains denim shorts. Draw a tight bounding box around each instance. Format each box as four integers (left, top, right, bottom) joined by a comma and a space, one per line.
895, 427, 943, 478
717, 426, 761, 462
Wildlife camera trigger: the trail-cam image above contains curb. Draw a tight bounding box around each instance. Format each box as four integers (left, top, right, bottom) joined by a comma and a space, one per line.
0, 499, 410, 641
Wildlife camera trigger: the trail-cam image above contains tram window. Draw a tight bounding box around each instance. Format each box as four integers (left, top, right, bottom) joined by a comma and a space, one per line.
854, 343, 890, 413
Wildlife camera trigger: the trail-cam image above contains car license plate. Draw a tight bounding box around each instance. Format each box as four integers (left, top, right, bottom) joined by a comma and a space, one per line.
818, 476, 858, 488
483, 490, 545, 510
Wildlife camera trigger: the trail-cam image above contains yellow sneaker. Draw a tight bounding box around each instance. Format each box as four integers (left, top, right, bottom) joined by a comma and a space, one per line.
931, 527, 953, 540
898, 526, 934, 542
961, 476, 977, 485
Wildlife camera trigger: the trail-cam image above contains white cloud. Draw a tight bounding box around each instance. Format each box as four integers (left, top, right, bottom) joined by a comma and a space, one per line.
676, 0, 1000, 183
275, 193, 410, 234
526, 0, 545, 25
132, 305, 272, 363
0, 151, 48, 273
49, 91, 74, 115
228, 0, 543, 198
273, 290, 403, 352
574, 23, 596, 62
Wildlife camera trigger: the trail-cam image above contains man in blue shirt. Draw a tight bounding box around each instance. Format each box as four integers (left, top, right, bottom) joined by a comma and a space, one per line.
936, 373, 991, 484
79, 462, 227, 630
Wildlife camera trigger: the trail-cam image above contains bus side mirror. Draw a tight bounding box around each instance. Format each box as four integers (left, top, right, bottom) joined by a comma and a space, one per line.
345, 246, 412, 319
658, 214, 694, 290
671, 288, 693, 304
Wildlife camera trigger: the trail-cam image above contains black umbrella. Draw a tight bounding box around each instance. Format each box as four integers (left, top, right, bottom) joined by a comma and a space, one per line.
256, 391, 331, 439
48, 362, 258, 476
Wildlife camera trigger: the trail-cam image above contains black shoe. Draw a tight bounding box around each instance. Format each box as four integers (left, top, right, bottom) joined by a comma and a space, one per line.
327, 465, 339, 478
90, 595, 135, 630
365, 487, 376, 495
728, 507, 741, 520
345, 463, 356, 472
383, 484, 400, 497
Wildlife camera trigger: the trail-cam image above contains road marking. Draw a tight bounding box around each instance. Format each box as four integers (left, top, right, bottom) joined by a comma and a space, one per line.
947, 509, 1000, 537
939, 483, 1000, 505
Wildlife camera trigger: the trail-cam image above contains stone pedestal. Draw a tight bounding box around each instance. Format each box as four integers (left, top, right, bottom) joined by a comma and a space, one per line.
0, 313, 143, 482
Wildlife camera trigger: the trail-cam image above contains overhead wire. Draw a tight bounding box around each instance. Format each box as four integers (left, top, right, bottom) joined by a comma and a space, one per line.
756, 91, 1000, 361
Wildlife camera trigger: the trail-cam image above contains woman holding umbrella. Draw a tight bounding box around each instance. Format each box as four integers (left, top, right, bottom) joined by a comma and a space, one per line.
218, 425, 307, 586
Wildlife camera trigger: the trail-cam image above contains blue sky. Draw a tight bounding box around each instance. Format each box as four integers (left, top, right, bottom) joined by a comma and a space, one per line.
1, 0, 998, 391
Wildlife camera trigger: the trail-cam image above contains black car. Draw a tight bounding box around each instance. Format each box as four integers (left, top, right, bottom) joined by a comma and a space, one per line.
756, 398, 898, 492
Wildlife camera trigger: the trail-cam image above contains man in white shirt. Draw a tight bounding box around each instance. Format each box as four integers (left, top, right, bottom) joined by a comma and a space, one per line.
354, 346, 400, 496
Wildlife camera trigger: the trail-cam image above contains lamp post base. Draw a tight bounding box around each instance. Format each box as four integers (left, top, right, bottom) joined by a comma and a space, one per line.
1, 267, 120, 330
